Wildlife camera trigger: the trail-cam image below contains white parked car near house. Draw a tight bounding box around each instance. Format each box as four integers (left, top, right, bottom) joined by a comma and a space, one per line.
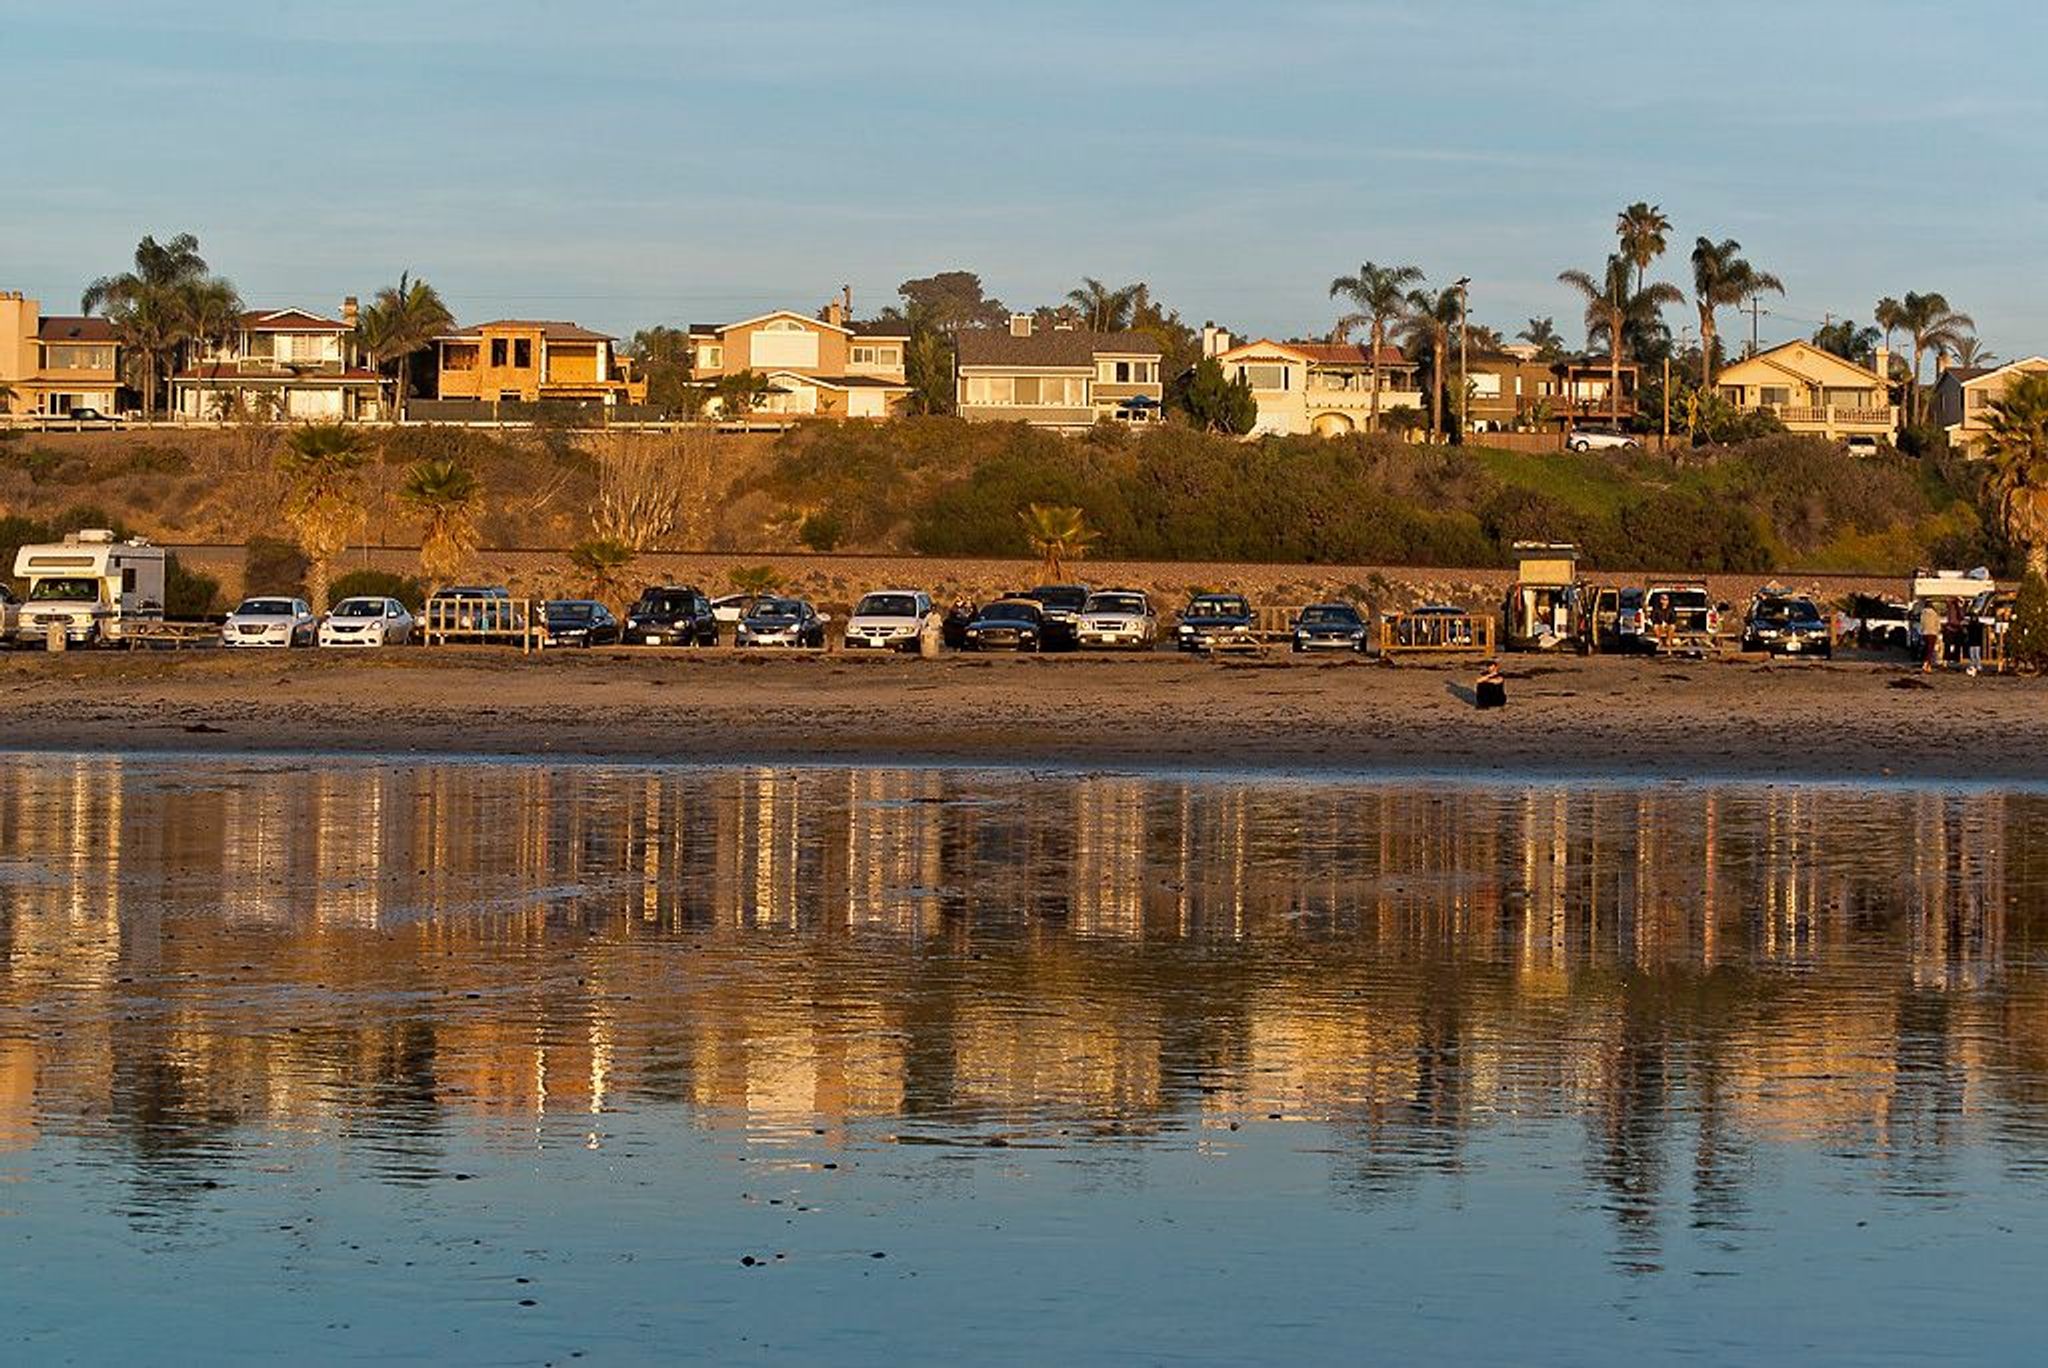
1565, 427, 1640, 452
318, 596, 415, 648
222, 596, 317, 648
843, 590, 933, 651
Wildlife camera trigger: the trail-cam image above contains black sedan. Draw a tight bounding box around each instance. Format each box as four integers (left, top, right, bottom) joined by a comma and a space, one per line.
1292, 602, 1369, 652
734, 597, 828, 649
625, 585, 720, 646
541, 599, 620, 648
1743, 592, 1832, 657
1175, 593, 1255, 652
963, 598, 1046, 652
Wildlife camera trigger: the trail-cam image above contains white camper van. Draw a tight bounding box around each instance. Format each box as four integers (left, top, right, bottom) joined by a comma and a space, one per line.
13, 530, 167, 646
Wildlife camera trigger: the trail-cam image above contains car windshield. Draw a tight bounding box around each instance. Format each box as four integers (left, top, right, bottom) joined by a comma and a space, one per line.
1299, 606, 1359, 625
1191, 597, 1249, 617
548, 603, 595, 622
856, 594, 920, 618
1085, 594, 1146, 615
981, 603, 1038, 624
237, 599, 297, 616
1754, 598, 1821, 624
333, 600, 384, 617
752, 599, 802, 619
638, 593, 695, 615
27, 578, 100, 602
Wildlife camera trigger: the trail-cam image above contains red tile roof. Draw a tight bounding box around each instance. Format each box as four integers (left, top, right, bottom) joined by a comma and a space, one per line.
1286, 341, 1408, 366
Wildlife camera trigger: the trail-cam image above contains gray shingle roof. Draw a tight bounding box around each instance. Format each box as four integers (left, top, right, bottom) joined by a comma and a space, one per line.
954, 328, 1161, 368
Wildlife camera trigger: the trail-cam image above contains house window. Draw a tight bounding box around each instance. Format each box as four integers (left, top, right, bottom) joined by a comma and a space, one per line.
965, 376, 1011, 405
490, 339, 508, 367
1471, 372, 1502, 398
697, 344, 723, 370
1240, 364, 1289, 391
285, 333, 327, 363
513, 339, 532, 369
763, 318, 806, 331
1969, 390, 1990, 410
1760, 386, 1790, 407
851, 344, 899, 366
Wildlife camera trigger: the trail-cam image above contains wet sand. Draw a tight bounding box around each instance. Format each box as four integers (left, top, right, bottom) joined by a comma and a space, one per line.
0, 647, 2031, 781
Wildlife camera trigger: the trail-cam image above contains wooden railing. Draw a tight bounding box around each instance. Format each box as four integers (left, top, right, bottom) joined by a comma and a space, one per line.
1378, 611, 1495, 656
1769, 404, 1895, 427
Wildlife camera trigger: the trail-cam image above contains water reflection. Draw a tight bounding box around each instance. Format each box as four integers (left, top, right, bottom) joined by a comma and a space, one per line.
1, 755, 2045, 1273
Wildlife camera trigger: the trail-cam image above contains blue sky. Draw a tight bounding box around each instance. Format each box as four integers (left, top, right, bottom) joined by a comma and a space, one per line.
11, 1, 2046, 354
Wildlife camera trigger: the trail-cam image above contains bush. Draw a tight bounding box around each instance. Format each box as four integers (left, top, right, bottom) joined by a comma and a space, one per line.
329, 568, 426, 612
244, 535, 309, 597
164, 554, 220, 617
798, 510, 845, 551
2007, 575, 2048, 671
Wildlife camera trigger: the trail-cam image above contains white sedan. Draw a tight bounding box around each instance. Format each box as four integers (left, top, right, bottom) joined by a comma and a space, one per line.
1564, 427, 1641, 452
222, 596, 317, 648
319, 596, 415, 648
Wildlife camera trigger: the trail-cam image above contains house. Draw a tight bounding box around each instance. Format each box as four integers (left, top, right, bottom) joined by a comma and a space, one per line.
954, 315, 1163, 432
0, 291, 122, 418
685, 303, 911, 420
1549, 358, 1641, 431
1716, 340, 1897, 440
1204, 329, 1422, 437
1932, 357, 2048, 455
433, 319, 647, 409
1464, 349, 1569, 432
171, 304, 384, 421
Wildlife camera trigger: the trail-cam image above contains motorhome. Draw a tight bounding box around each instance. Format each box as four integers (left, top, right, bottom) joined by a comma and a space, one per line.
1502, 541, 1585, 651
13, 529, 167, 645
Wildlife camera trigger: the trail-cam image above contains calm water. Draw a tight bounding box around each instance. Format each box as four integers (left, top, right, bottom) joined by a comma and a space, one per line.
4, 755, 2048, 1364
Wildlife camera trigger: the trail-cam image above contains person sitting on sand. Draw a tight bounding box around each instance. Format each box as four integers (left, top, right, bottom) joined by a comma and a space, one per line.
1475, 660, 1507, 710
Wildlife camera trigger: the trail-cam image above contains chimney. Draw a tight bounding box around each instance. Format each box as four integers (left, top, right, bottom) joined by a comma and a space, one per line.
342, 295, 359, 328
824, 299, 846, 328
842, 283, 853, 319
1874, 344, 1891, 380
1009, 313, 1033, 338
1202, 322, 1232, 358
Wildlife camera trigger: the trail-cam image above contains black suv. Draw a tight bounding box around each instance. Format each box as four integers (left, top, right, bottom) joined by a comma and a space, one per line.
1024, 583, 1091, 650
624, 585, 719, 646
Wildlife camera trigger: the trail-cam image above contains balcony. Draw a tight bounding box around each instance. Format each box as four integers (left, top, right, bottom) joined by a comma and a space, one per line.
1768, 404, 1897, 434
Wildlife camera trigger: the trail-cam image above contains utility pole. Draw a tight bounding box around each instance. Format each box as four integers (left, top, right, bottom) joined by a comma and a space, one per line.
1749, 295, 1763, 356
1662, 352, 1671, 451
1454, 277, 1471, 445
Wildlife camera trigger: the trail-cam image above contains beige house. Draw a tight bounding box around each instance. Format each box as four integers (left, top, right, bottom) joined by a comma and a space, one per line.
0, 292, 121, 417
434, 319, 646, 409
1932, 357, 2048, 455
687, 305, 910, 419
1717, 340, 1898, 439
1205, 330, 1422, 437
954, 316, 1163, 432
172, 305, 384, 421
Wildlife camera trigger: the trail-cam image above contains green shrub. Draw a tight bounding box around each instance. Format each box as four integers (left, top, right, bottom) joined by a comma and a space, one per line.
244, 535, 309, 597
164, 554, 220, 617
329, 568, 426, 612
798, 510, 845, 551
2005, 575, 2048, 671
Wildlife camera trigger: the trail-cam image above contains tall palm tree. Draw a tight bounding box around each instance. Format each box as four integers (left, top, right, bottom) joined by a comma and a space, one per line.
569, 537, 636, 606
1887, 291, 1976, 425
1982, 373, 2048, 578
1397, 286, 1463, 439
1064, 278, 1139, 332
1517, 316, 1566, 360
81, 232, 219, 419
183, 276, 245, 423
355, 272, 455, 423
1952, 336, 1997, 368
1329, 261, 1424, 430
398, 459, 483, 586
1689, 238, 1783, 388
1812, 319, 1881, 365
1559, 255, 1683, 425
277, 422, 370, 610
1018, 504, 1096, 581
1616, 202, 1672, 295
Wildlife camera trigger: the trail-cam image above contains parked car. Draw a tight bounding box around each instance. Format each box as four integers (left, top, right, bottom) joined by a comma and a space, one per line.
1024, 584, 1091, 649
1844, 435, 1882, 458
625, 585, 718, 647
1582, 585, 1650, 653
1076, 589, 1158, 651
423, 585, 516, 639
1641, 581, 1720, 653
540, 599, 621, 648
222, 596, 317, 648
843, 590, 934, 652
0, 583, 17, 642
1847, 593, 1912, 652
318, 596, 414, 648
941, 598, 978, 650
734, 597, 827, 648
1565, 427, 1640, 452
1175, 593, 1256, 652
1292, 601, 1370, 653
963, 598, 1046, 652
711, 593, 768, 627
1742, 590, 1831, 657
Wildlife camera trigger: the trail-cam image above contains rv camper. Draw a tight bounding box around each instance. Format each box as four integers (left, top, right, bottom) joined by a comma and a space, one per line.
1502, 542, 1585, 651
13, 529, 167, 645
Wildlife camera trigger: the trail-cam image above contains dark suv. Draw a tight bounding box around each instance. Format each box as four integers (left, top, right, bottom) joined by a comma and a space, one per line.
624, 585, 719, 646
1024, 583, 1091, 650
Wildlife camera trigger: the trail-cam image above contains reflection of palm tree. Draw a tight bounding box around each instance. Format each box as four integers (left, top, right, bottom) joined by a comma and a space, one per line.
1018, 503, 1095, 580
1689, 238, 1781, 388
1329, 262, 1423, 430
1561, 255, 1682, 423
398, 459, 482, 586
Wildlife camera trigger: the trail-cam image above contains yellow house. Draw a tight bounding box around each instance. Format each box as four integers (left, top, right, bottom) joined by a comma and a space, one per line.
1206, 333, 1422, 437
433, 319, 646, 407
1718, 340, 1897, 440
686, 304, 911, 420
1933, 356, 2048, 455
0, 291, 122, 417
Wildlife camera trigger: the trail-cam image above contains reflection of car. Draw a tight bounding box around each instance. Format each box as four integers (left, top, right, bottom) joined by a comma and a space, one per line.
1024, 584, 1091, 649
541, 599, 620, 648
318, 596, 414, 648
1076, 589, 1157, 650
223, 596, 316, 648
964, 598, 1045, 652
1565, 427, 1639, 452
1742, 590, 1831, 657
625, 586, 718, 646
1292, 601, 1369, 652
844, 590, 933, 652
1175, 593, 1255, 652
734, 597, 827, 648
1582, 585, 1650, 653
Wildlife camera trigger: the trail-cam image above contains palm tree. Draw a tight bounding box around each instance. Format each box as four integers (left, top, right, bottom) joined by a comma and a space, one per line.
1397, 286, 1463, 439
1559, 255, 1683, 425
1812, 319, 1881, 366
398, 459, 482, 586
1888, 291, 1976, 425
1517, 316, 1566, 360
81, 232, 218, 419
1689, 238, 1783, 388
183, 275, 245, 423
727, 564, 782, 597
1329, 261, 1424, 430
569, 537, 637, 606
355, 272, 455, 423
277, 422, 370, 610
1983, 373, 2048, 578
1018, 504, 1096, 581
1064, 278, 1139, 332
1952, 336, 1998, 368
1616, 202, 1672, 295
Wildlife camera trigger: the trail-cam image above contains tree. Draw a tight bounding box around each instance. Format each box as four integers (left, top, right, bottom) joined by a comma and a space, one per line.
904, 327, 956, 416
1018, 504, 1096, 580
1983, 372, 2048, 578
354, 272, 454, 423
1065, 277, 1140, 332
1328, 261, 1424, 430
398, 458, 482, 585
1561, 256, 1683, 431
1883, 292, 1974, 425
276, 422, 369, 609
81, 232, 235, 419
891, 271, 1008, 333
1616, 202, 1672, 295
1812, 318, 1881, 365
1689, 238, 1783, 388
1952, 336, 1998, 368
628, 325, 697, 417
568, 536, 636, 606
1398, 286, 1464, 440
183, 275, 245, 422
1168, 356, 1256, 435
727, 564, 782, 596
711, 369, 771, 417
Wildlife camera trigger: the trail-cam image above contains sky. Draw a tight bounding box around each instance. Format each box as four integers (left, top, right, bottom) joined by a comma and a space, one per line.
9, 1, 2047, 355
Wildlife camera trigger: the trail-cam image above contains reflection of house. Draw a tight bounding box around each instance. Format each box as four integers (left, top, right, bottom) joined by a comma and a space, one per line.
954, 315, 1164, 432
433, 319, 647, 408
1717, 340, 1897, 440
0, 291, 122, 417
172, 305, 384, 421
686, 305, 911, 420
1205, 329, 1422, 437
1933, 357, 2048, 456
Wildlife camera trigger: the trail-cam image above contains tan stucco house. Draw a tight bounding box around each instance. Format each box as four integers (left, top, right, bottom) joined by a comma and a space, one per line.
1932, 357, 2048, 455
0, 291, 122, 417
686, 305, 910, 420
1717, 340, 1898, 440
1205, 331, 1422, 437
954, 316, 1163, 432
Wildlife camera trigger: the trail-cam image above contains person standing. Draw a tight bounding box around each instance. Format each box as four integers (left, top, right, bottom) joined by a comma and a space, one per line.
1919, 599, 1943, 674
1967, 606, 1986, 676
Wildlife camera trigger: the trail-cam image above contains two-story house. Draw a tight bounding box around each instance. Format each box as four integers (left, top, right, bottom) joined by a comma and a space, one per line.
172, 304, 384, 421
685, 305, 911, 419
1205, 329, 1423, 437
954, 316, 1163, 432
433, 319, 647, 410
1932, 357, 2048, 455
1716, 340, 1897, 440
0, 291, 122, 417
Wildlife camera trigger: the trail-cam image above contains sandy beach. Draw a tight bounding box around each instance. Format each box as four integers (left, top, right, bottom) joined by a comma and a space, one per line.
0, 646, 2034, 781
